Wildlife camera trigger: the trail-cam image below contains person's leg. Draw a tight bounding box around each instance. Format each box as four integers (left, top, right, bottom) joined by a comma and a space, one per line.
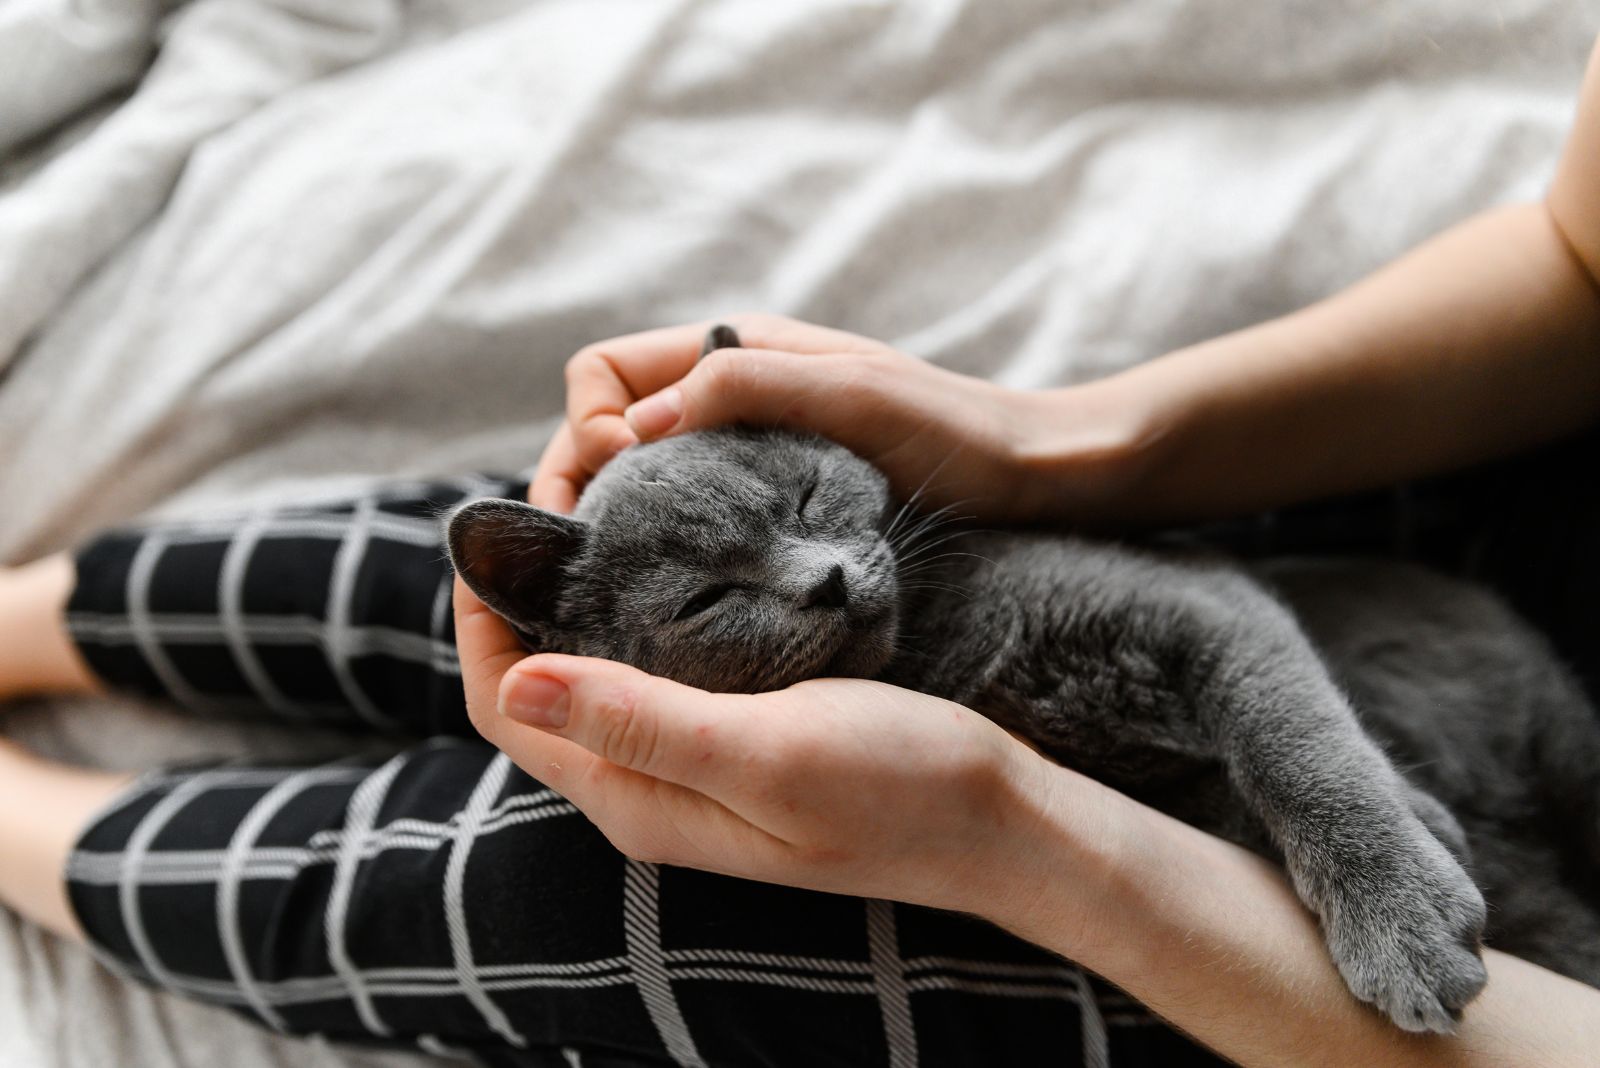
0, 555, 101, 701
0, 736, 129, 938
39, 475, 526, 735
43, 739, 1222, 1067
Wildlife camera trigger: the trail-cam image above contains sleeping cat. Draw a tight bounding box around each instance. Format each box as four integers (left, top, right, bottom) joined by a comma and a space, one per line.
447, 391, 1600, 1037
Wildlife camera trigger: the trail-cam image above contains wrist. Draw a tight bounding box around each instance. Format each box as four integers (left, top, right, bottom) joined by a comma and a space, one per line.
1004, 374, 1178, 528
957, 747, 1151, 961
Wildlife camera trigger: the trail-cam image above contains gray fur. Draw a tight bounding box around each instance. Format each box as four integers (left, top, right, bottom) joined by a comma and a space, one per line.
449, 429, 1600, 1034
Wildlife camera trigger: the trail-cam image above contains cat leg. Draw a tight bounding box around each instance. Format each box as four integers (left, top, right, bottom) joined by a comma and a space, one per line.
1188, 583, 1488, 1033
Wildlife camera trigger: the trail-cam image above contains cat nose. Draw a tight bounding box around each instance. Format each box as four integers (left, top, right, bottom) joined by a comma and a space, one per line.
800, 564, 849, 610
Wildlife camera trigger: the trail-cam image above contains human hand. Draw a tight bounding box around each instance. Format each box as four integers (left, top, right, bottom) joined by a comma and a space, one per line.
531, 314, 1140, 523
453, 575, 1111, 918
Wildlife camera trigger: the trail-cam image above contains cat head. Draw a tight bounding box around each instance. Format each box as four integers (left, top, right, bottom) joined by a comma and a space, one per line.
447, 429, 901, 692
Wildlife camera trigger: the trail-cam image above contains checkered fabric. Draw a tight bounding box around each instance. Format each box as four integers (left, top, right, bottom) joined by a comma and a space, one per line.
61, 477, 1220, 1068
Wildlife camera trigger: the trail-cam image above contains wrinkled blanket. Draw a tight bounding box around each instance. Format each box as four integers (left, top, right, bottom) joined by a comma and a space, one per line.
0, 1, 1593, 1065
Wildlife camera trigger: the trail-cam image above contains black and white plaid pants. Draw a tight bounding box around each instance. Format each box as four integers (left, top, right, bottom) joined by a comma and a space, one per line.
60, 475, 1215, 1068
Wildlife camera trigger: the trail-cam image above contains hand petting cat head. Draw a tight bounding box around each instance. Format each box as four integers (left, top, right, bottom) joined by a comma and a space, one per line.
449, 429, 901, 692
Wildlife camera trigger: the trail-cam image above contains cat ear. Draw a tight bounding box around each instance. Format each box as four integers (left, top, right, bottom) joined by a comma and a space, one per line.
446, 498, 587, 638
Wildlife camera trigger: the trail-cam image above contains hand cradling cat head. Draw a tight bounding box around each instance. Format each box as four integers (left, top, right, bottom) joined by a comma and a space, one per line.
448, 428, 903, 692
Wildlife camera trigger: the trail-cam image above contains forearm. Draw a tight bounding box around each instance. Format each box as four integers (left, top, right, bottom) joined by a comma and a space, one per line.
987, 765, 1600, 1067
1031, 202, 1600, 525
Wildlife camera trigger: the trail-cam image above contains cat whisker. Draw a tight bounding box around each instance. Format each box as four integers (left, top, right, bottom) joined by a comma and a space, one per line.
895, 530, 981, 564
882, 486, 926, 546
898, 551, 996, 577
889, 510, 973, 557
885, 453, 964, 539
897, 582, 976, 602
885, 488, 978, 546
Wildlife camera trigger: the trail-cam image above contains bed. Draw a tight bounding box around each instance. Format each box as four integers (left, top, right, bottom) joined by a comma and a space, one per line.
1, 1, 1593, 1064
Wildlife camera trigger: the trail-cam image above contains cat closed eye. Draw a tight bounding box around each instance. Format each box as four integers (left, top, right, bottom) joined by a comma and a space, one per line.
796, 481, 818, 526
674, 584, 733, 621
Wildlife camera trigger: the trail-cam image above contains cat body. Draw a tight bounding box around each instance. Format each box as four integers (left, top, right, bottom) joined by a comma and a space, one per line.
448, 427, 1600, 1033
886, 530, 1600, 986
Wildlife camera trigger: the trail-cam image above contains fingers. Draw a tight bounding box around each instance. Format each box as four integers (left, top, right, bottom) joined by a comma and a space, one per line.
624, 346, 892, 444
492, 653, 762, 795
460, 640, 793, 873
454, 575, 610, 785
534, 323, 713, 508
528, 422, 582, 512
531, 315, 897, 509
451, 576, 533, 718
723, 313, 893, 357
565, 323, 710, 455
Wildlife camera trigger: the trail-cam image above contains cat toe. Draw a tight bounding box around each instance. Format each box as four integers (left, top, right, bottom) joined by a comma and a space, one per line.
1322, 828, 1489, 1032
1334, 932, 1486, 1034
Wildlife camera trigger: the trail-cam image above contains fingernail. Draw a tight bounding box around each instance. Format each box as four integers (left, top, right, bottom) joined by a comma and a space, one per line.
502, 674, 570, 728
625, 387, 684, 439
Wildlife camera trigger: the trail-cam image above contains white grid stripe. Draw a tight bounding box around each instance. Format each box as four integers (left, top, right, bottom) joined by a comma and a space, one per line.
903, 976, 1084, 999
324, 753, 406, 1039
1073, 967, 1111, 1068
218, 766, 347, 1030
69, 613, 460, 675
665, 947, 874, 975
106, 952, 1104, 1010
325, 497, 400, 728
218, 511, 310, 720
67, 791, 581, 886
664, 967, 877, 996
128, 475, 510, 548
147, 512, 441, 548
623, 861, 707, 1068
425, 572, 457, 681
125, 533, 210, 711
428, 570, 456, 672
117, 771, 235, 994
132, 966, 638, 1008
902, 956, 1083, 982
442, 753, 525, 1047
866, 900, 917, 1068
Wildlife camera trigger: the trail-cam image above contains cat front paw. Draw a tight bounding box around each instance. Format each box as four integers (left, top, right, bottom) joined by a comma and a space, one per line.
1320, 823, 1488, 1034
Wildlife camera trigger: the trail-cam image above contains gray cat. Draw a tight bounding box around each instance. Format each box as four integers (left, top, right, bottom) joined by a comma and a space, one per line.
448, 416, 1600, 1036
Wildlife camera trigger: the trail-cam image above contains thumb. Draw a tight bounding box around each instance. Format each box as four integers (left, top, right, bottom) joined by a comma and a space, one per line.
622, 348, 871, 442
494, 653, 759, 791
